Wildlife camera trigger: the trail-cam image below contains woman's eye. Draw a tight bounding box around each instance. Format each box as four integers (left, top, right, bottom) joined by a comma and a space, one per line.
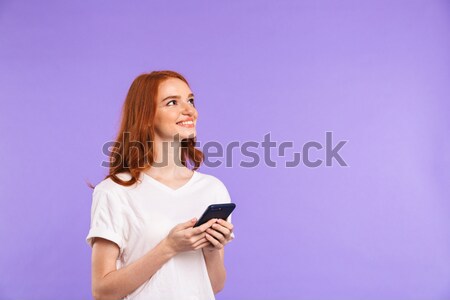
166, 99, 194, 107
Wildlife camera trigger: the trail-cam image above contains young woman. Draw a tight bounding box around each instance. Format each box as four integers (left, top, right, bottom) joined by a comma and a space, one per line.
86, 71, 235, 300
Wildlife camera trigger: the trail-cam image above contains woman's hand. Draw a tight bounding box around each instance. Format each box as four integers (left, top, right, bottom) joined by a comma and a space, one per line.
203, 219, 234, 252
164, 218, 217, 254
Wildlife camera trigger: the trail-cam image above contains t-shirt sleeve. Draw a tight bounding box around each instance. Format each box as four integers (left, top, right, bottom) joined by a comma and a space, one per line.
215, 180, 236, 240
86, 187, 127, 256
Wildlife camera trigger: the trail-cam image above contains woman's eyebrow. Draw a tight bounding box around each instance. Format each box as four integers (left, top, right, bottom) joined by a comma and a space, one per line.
161, 93, 195, 102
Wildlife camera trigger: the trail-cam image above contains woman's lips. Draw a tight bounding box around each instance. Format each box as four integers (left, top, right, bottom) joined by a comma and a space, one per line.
177, 121, 195, 128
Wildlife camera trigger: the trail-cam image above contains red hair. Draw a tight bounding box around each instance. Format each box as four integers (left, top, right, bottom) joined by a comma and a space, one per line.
87, 70, 204, 188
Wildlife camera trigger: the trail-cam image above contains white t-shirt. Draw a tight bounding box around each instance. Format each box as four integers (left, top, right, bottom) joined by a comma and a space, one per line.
86, 170, 235, 300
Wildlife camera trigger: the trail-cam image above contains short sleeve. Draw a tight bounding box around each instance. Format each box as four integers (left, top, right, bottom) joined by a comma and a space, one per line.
86, 187, 127, 256
215, 180, 236, 240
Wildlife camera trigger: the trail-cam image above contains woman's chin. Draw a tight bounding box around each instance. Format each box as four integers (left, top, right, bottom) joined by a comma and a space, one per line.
173, 130, 196, 140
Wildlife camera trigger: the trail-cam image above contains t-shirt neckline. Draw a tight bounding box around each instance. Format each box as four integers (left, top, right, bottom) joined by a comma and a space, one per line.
142, 170, 198, 194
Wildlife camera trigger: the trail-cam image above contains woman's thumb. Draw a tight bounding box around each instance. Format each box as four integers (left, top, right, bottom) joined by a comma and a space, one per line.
182, 218, 197, 228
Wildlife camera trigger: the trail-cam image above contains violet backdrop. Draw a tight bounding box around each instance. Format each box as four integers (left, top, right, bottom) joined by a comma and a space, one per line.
1, 0, 449, 299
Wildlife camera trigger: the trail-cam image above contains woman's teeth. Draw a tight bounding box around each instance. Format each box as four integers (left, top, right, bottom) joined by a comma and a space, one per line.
177, 121, 193, 125
177, 120, 194, 127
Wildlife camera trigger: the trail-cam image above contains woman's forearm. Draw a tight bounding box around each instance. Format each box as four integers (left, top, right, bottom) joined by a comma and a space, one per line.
93, 239, 176, 300
202, 249, 227, 294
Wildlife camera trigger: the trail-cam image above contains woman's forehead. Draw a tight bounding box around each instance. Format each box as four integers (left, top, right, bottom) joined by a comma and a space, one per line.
158, 78, 192, 98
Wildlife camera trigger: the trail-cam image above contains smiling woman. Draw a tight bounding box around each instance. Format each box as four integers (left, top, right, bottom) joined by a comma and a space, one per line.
95, 71, 203, 187
86, 71, 235, 300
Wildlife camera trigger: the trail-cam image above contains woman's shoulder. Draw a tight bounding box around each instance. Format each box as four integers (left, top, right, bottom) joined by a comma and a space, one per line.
196, 171, 231, 202
195, 170, 228, 189
93, 172, 136, 194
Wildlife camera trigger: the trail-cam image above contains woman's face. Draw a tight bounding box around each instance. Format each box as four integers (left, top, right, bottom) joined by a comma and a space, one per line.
153, 77, 198, 142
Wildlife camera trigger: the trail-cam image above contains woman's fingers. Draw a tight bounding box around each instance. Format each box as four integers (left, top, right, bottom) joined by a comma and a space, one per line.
192, 236, 207, 248
217, 219, 234, 232
194, 241, 211, 250
206, 227, 226, 243
205, 233, 223, 249
210, 223, 232, 240
183, 218, 234, 250
192, 219, 217, 235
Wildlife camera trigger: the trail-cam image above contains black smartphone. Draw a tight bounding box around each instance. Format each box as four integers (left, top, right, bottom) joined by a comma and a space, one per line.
194, 203, 236, 227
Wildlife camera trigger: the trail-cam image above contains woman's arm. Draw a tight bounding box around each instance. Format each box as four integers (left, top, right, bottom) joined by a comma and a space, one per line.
91, 218, 216, 300
202, 248, 226, 294
91, 237, 176, 300
202, 219, 235, 294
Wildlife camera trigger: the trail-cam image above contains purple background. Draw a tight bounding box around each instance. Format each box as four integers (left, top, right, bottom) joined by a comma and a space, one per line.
1, 0, 449, 299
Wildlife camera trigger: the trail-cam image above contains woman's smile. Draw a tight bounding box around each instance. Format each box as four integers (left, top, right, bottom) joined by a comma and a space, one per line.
177, 118, 195, 128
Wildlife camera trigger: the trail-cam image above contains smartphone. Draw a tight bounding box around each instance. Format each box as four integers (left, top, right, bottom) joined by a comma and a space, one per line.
194, 203, 236, 227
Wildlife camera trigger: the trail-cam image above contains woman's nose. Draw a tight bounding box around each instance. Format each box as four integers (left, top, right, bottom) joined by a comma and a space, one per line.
181, 101, 195, 115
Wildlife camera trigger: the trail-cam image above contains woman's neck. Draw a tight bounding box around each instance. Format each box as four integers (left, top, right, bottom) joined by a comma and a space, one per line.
146, 139, 190, 178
